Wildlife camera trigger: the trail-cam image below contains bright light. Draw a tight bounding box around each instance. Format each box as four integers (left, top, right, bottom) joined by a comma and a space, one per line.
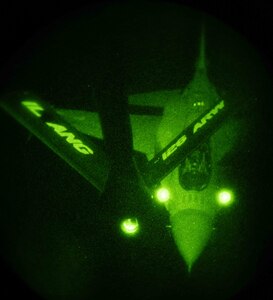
21, 100, 44, 117
217, 189, 234, 206
120, 218, 139, 235
155, 187, 170, 203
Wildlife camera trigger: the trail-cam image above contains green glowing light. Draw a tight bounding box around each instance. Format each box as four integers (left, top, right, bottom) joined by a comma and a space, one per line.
46, 122, 94, 155
21, 100, 44, 117
193, 101, 205, 107
155, 187, 170, 203
217, 189, 234, 206
120, 218, 139, 235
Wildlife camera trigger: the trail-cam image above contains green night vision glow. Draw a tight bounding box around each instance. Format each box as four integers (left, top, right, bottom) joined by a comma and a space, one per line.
171, 209, 213, 273
193, 101, 205, 107
21, 100, 44, 117
155, 187, 170, 203
217, 189, 234, 206
46, 122, 94, 155
120, 218, 139, 235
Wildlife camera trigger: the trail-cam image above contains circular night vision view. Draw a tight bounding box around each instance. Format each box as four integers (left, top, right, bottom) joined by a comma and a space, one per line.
0, 1, 272, 300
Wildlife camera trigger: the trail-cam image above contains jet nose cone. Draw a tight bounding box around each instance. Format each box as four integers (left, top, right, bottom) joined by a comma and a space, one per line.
170, 209, 213, 272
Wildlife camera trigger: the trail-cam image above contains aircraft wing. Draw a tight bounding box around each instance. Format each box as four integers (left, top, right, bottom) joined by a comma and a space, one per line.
0, 92, 110, 193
